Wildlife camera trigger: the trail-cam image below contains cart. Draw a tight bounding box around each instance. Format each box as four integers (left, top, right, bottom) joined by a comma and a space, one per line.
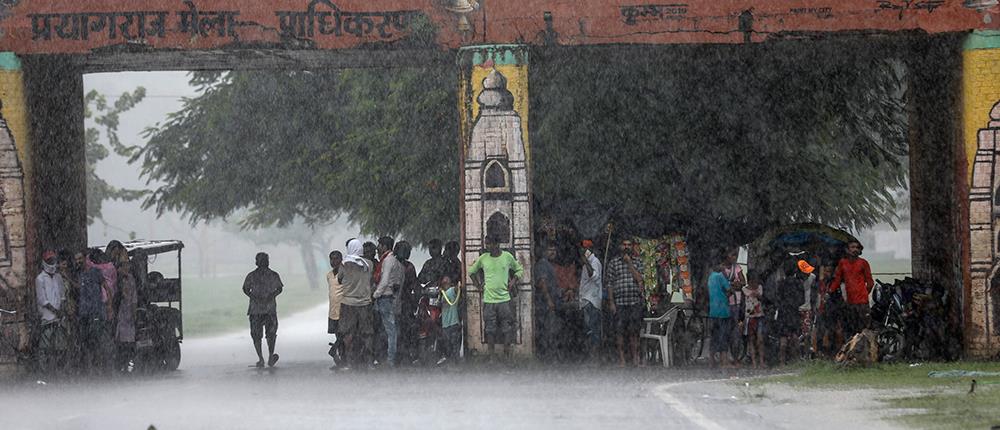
114, 240, 185, 371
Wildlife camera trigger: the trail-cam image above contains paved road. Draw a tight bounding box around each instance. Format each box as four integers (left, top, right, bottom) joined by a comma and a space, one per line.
0, 305, 899, 430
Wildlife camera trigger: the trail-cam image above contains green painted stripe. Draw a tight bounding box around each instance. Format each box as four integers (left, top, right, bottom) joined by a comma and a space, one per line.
0, 52, 21, 71
965, 30, 1000, 51
460, 44, 528, 66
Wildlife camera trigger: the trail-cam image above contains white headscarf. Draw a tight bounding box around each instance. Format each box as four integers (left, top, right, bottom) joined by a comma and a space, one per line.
343, 238, 371, 272
42, 260, 57, 275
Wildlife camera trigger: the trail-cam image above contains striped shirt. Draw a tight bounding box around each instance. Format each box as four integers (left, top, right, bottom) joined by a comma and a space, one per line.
606, 256, 644, 306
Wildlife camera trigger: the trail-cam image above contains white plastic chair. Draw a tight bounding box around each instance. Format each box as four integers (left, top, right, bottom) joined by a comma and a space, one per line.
640, 306, 680, 367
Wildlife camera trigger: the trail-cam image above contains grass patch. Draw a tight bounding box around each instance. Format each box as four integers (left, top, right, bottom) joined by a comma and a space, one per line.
181, 275, 326, 337
765, 361, 1000, 429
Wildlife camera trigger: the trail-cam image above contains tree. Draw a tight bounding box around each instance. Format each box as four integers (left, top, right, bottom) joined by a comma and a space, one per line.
133, 39, 908, 250
85, 87, 147, 225
530, 42, 908, 249
135, 67, 458, 244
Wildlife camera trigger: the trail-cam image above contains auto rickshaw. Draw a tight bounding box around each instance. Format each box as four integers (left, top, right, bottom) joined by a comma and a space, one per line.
114, 240, 185, 371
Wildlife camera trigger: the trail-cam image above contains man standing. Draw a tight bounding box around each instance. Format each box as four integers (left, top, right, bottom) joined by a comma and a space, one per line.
74, 250, 109, 374
533, 244, 561, 362
338, 239, 375, 370
243, 252, 283, 368
327, 251, 344, 366
469, 235, 524, 363
36, 250, 66, 371
372, 236, 403, 367
578, 240, 603, 362
418, 239, 447, 287
606, 239, 645, 367
442, 241, 463, 283
831, 240, 874, 339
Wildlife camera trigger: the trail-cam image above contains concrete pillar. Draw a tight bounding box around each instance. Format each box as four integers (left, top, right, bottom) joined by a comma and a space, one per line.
905, 35, 966, 353
21, 55, 87, 260
458, 45, 535, 357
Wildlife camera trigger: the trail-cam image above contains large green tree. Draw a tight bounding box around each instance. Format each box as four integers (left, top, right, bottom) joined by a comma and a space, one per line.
133, 40, 908, 248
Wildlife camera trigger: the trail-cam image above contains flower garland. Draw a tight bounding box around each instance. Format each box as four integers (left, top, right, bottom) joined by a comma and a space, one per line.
631, 234, 692, 311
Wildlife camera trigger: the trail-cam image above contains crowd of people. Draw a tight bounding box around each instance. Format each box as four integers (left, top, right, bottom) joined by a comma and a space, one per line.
32, 240, 140, 374
248, 237, 464, 370
531, 234, 876, 369
707, 239, 875, 368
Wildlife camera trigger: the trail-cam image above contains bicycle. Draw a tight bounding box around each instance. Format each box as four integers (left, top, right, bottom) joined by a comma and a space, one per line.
0, 307, 21, 365
669, 304, 708, 365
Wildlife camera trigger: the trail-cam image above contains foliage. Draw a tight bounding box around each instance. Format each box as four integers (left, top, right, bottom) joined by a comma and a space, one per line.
135, 67, 458, 244
531, 43, 908, 247
135, 40, 908, 247
84, 87, 147, 224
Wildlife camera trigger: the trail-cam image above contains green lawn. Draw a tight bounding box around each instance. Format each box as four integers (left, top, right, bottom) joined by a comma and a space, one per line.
766, 361, 1000, 429
181, 275, 327, 338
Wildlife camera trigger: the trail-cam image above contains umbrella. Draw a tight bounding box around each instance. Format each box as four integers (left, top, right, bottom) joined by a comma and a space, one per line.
757, 222, 857, 249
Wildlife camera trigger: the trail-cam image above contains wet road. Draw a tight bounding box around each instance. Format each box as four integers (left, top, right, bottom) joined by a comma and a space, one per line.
0, 305, 894, 430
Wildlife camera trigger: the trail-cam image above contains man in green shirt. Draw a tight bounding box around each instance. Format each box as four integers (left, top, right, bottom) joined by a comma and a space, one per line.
469, 235, 525, 363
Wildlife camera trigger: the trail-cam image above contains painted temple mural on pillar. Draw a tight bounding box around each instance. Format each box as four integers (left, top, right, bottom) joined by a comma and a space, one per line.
969, 100, 1000, 357
0, 106, 27, 366
459, 45, 534, 355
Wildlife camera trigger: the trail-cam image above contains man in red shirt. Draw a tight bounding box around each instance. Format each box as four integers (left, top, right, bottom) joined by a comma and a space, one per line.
830, 240, 874, 338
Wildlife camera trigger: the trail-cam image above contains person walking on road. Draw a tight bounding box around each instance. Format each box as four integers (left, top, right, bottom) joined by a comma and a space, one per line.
469, 235, 524, 364
243, 252, 283, 368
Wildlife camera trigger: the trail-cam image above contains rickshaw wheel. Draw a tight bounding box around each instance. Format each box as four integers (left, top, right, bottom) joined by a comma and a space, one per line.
161, 338, 181, 371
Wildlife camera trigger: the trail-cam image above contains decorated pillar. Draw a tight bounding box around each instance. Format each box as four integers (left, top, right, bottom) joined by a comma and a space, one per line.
458, 45, 534, 357
0, 52, 31, 372
964, 30, 1000, 358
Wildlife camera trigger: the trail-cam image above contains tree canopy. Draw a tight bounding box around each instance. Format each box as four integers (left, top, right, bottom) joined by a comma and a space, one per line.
133, 40, 908, 248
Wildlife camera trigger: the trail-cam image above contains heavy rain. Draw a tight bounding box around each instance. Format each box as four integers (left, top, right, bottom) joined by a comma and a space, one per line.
1, 1, 999, 429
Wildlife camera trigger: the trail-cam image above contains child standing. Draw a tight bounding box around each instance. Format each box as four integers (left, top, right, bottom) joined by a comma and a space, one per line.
742, 271, 765, 368
438, 275, 462, 365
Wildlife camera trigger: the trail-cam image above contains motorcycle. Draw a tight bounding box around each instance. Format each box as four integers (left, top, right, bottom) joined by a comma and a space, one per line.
871, 278, 957, 361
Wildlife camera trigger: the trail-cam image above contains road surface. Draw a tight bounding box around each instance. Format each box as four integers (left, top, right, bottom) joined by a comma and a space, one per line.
0, 304, 902, 430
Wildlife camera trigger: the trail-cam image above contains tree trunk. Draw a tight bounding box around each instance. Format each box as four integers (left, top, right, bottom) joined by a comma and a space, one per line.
299, 239, 320, 290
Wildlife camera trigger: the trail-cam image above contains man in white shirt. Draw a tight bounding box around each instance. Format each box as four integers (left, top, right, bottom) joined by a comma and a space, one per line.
35, 250, 66, 370
373, 236, 404, 366
578, 240, 603, 361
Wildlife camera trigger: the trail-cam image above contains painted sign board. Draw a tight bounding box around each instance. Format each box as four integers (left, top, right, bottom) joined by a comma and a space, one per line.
0, 1, 996, 54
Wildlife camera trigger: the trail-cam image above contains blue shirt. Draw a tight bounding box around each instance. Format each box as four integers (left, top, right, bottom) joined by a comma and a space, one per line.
441, 287, 460, 328
708, 271, 731, 318
78, 268, 105, 321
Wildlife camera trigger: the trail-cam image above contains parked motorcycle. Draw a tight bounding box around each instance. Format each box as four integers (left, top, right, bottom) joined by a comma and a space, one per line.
871, 277, 958, 361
